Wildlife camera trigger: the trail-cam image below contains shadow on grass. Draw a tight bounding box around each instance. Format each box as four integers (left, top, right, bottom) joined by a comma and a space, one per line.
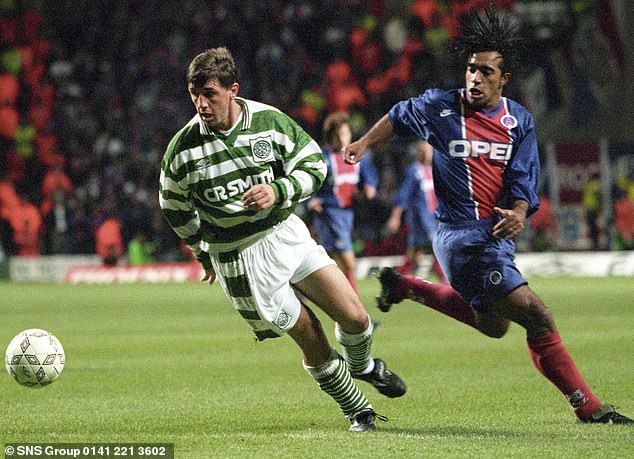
230, 420, 549, 441
378, 424, 545, 440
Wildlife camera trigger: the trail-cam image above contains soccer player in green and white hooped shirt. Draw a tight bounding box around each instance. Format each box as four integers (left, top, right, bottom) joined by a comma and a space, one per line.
159, 47, 406, 432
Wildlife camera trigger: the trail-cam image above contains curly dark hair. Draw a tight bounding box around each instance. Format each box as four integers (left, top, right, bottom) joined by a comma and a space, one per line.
455, 4, 525, 74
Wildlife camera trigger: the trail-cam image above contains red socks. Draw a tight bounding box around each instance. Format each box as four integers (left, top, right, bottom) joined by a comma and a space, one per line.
528, 332, 601, 420
395, 275, 477, 328
393, 276, 602, 421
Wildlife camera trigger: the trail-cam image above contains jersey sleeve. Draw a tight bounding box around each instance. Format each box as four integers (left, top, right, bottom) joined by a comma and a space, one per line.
504, 119, 540, 217
268, 114, 327, 208
159, 135, 212, 270
388, 91, 440, 140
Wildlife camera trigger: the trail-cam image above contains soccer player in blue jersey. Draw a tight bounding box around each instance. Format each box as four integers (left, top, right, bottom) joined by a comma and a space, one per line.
307, 112, 378, 292
386, 140, 446, 281
344, 6, 631, 424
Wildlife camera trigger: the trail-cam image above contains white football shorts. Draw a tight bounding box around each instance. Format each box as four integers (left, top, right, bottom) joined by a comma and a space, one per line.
210, 213, 335, 340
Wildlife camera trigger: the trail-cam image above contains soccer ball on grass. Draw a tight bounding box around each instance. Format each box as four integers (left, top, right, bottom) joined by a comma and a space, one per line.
5, 329, 65, 387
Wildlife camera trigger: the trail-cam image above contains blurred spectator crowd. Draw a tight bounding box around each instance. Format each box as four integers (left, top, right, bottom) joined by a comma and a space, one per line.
0, 0, 632, 263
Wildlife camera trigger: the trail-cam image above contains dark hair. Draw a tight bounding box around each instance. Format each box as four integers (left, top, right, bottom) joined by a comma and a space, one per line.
187, 47, 237, 89
322, 111, 350, 145
455, 4, 524, 74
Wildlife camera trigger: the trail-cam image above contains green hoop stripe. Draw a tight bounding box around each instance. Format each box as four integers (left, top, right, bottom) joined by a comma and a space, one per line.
226, 274, 252, 298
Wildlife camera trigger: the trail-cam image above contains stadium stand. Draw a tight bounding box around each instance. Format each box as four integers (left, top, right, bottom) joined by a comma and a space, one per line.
1, 0, 632, 262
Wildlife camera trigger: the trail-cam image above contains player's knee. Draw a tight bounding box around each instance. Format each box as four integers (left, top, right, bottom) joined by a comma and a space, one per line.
484, 325, 509, 339
338, 301, 370, 333
478, 317, 509, 339
350, 307, 370, 330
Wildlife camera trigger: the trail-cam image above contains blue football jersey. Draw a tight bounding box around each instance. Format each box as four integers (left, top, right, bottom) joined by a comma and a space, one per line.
314, 146, 378, 210
388, 89, 540, 223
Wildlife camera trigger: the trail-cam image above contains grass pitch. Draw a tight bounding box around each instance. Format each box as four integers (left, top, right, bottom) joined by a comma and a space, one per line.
1, 277, 632, 458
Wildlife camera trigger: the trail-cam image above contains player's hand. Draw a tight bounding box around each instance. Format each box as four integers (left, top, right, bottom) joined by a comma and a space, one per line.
386, 214, 401, 234
343, 139, 367, 165
242, 184, 276, 211
364, 184, 377, 201
306, 197, 323, 213
492, 206, 526, 240
201, 267, 216, 285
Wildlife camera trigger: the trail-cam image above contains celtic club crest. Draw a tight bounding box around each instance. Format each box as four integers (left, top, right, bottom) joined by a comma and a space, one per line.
249, 136, 273, 162
274, 311, 292, 329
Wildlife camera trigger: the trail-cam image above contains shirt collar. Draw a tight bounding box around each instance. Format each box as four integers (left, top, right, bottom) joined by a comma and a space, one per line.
460, 89, 504, 117
198, 97, 252, 137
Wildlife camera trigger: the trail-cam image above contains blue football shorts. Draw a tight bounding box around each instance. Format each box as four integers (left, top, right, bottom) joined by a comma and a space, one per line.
432, 218, 527, 313
313, 207, 354, 253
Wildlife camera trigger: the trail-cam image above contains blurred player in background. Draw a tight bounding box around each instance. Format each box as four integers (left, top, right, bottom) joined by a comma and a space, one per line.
344, 6, 631, 424
306, 112, 378, 292
159, 47, 405, 432
385, 140, 446, 282
613, 185, 634, 250
529, 191, 557, 251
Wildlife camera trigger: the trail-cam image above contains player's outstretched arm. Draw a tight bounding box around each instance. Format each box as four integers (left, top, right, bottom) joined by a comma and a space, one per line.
343, 114, 394, 164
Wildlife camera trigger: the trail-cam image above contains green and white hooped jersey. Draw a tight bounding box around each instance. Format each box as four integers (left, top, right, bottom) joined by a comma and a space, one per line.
159, 97, 326, 268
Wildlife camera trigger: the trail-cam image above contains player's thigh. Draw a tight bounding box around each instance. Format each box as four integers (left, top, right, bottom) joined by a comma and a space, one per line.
294, 264, 368, 333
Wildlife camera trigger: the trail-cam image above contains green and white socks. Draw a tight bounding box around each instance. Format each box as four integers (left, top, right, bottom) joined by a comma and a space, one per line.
335, 319, 375, 376
303, 348, 371, 417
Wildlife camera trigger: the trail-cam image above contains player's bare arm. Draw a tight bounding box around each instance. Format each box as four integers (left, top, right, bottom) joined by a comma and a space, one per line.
343, 114, 394, 164
242, 183, 276, 211
492, 200, 529, 240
